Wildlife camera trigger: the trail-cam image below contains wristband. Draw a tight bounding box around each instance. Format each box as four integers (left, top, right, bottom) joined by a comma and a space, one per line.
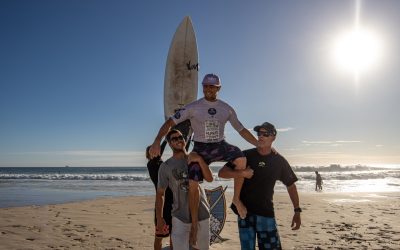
294, 207, 302, 213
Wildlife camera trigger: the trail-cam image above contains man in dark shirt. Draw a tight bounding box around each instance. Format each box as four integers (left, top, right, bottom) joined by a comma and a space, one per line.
219, 122, 301, 250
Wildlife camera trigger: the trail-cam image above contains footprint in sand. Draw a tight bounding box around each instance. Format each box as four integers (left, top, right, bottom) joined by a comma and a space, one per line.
73, 238, 86, 242
74, 225, 86, 233
109, 237, 123, 241
65, 233, 76, 238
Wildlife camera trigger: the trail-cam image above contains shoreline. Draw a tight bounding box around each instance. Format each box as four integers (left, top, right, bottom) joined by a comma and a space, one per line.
1, 192, 399, 249
2, 188, 400, 209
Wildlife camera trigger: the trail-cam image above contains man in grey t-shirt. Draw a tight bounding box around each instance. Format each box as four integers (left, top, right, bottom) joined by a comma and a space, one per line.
156, 129, 213, 250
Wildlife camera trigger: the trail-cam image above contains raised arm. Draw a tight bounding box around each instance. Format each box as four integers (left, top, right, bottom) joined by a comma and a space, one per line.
149, 118, 176, 159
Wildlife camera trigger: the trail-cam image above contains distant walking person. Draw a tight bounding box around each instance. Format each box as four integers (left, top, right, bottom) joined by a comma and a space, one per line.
315, 171, 323, 191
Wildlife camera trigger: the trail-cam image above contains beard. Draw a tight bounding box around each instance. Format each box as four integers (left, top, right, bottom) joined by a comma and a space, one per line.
172, 146, 185, 153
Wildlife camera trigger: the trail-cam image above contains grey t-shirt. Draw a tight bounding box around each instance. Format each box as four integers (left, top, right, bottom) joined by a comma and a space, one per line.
158, 157, 210, 223
171, 98, 245, 143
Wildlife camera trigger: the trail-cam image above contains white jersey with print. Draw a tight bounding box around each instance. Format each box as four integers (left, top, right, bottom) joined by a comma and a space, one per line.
171, 98, 245, 143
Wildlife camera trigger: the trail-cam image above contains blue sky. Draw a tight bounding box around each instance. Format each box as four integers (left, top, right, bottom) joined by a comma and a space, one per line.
1, 0, 399, 167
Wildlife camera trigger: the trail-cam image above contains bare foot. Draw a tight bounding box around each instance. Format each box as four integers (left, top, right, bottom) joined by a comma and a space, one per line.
233, 198, 247, 219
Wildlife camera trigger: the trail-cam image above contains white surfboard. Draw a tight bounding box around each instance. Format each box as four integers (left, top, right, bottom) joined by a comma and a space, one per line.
164, 16, 198, 121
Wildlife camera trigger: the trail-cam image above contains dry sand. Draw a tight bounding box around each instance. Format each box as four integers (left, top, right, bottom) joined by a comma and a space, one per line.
1, 192, 399, 249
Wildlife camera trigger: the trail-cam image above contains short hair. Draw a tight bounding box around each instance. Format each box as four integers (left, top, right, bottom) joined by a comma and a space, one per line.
145, 146, 151, 160
166, 129, 182, 142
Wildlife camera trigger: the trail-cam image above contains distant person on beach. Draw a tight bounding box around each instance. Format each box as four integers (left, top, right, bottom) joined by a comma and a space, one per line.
146, 146, 174, 250
149, 73, 258, 244
315, 171, 323, 191
155, 129, 213, 250
219, 122, 301, 250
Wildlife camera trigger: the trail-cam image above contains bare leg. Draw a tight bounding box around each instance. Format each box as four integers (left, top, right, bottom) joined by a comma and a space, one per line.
188, 180, 200, 246
232, 157, 247, 219
154, 237, 162, 250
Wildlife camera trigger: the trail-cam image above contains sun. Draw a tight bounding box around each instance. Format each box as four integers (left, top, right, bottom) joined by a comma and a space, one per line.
332, 27, 383, 75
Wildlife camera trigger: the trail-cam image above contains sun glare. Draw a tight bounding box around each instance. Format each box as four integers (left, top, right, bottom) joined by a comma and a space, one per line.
332, 28, 383, 75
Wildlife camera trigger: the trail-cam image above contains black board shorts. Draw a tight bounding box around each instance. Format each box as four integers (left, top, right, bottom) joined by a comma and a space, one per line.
188, 140, 244, 181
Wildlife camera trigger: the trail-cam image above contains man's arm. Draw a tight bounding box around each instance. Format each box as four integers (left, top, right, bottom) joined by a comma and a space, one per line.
239, 128, 258, 146
189, 180, 200, 246
149, 118, 176, 159
287, 183, 301, 230
218, 165, 254, 179
155, 187, 167, 233
188, 152, 213, 182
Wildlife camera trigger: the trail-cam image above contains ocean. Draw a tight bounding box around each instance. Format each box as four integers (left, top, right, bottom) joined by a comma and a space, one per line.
1, 165, 399, 208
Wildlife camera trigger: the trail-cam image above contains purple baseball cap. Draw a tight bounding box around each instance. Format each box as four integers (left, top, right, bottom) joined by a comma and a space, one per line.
202, 73, 221, 86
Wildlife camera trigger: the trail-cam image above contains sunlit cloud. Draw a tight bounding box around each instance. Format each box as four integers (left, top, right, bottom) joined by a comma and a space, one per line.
302, 140, 332, 144
302, 140, 361, 147
277, 127, 294, 132
241, 127, 294, 133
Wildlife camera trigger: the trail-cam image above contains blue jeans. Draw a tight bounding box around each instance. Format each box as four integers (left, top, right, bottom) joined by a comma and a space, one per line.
238, 214, 282, 250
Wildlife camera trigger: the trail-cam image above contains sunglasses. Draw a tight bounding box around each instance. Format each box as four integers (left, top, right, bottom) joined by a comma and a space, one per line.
257, 131, 275, 137
170, 135, 184, 142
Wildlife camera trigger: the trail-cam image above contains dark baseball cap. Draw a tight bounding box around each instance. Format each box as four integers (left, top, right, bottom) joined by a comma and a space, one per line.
253, 122, 277, 135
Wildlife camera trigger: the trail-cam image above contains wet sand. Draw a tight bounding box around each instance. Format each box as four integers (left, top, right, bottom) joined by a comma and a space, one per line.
0, 192, 399, 249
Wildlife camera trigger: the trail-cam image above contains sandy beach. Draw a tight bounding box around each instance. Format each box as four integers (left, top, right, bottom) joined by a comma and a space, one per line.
1, 192, 399, 250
